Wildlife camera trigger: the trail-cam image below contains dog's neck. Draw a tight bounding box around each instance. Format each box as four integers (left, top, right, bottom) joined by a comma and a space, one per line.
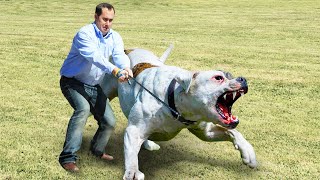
167, 79, 197, 126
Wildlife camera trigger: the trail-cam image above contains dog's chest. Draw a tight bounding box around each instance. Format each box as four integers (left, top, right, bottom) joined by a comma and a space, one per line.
148, 129, 181, 141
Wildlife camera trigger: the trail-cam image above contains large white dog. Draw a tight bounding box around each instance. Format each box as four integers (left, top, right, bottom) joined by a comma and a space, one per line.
100, 45, 257, 180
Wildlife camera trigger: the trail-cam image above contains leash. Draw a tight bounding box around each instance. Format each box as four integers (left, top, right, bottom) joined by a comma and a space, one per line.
128, 76, 180, 117
127, 76, 196, 125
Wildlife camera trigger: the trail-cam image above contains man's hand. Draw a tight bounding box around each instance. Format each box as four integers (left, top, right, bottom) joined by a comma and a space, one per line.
124, 67, 133, 78
117, 69, 128, 82
112, 67, 133, 82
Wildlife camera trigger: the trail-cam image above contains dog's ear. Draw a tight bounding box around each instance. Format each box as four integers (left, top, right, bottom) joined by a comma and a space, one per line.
175, 71, 194, 93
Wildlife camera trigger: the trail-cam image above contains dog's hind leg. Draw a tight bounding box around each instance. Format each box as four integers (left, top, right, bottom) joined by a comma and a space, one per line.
142, 140, 160, 151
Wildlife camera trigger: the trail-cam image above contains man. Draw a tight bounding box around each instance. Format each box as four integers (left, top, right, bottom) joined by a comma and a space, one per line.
58, 3, 132, 172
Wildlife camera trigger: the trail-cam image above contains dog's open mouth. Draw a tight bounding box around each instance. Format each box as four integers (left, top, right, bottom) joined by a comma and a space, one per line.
215, 87, 248, 128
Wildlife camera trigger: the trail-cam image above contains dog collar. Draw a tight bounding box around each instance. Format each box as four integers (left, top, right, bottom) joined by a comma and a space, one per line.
168, 79, 197, 126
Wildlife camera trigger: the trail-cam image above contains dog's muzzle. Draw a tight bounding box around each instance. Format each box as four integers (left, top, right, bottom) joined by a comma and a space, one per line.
216, 77, 248, 129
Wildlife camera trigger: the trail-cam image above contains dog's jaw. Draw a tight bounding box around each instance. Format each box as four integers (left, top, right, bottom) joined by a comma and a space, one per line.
213, 76, 248, 129
215, 87, 247, 128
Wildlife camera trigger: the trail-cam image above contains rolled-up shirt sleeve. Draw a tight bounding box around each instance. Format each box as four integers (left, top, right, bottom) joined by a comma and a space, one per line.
75, 31, 117, 74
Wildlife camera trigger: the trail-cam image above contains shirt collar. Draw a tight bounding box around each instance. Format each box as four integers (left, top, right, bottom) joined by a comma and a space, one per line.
92, 22, 113, 39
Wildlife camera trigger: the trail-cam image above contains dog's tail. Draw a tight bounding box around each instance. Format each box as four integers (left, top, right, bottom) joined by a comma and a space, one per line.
159, 44, 174, 63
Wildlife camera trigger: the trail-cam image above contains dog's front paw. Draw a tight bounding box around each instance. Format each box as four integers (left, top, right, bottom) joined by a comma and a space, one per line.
235, 141, 258, 168
143, 140, 160, 151
123, 170, 145, 180
228, 130, 258, 168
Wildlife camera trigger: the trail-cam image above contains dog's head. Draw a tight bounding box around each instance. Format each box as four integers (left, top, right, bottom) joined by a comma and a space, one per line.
175, 70, 248, 129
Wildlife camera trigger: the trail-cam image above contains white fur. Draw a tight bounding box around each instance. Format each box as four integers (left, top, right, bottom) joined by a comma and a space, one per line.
100, 46, 257, 180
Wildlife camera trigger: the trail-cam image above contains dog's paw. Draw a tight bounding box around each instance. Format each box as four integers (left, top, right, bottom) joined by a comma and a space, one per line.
228, 130, 258, 168
142, 140, 160, 151
123, 170, 145, 180
237, 141, 258, 168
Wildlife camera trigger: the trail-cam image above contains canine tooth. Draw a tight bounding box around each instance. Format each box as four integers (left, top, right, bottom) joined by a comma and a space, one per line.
223, 94, 227, 100
234, 144, 239, 150
233, 92, 236, 100
240, 92, 244, 96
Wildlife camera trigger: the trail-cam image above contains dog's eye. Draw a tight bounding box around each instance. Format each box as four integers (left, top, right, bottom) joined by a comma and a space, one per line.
215, 76, 223, 81
211, 75, 224, 83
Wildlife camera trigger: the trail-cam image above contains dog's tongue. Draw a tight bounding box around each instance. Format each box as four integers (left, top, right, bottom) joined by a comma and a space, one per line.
223, 114, 237, 125
218, 103, 237, 125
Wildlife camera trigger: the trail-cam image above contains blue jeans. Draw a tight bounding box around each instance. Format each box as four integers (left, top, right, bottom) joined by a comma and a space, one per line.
59, 76, 116, 165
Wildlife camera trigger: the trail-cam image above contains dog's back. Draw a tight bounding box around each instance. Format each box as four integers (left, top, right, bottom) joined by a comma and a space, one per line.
100, 45, 173, 101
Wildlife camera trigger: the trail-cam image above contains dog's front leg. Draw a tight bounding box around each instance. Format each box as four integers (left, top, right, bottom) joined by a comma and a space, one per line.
188, 122, 232, 141
188, 122, 257, 168
226, 129, 258, 168
123, 125, 145, 180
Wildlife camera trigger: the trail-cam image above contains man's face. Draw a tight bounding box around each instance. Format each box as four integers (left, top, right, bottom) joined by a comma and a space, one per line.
95, 8, 114, 36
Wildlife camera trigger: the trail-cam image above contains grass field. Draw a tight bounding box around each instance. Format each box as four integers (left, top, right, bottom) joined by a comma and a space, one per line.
0, 0, 319, 179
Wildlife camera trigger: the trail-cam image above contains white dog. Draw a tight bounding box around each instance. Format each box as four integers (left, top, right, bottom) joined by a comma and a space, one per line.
100, 45, 257, 180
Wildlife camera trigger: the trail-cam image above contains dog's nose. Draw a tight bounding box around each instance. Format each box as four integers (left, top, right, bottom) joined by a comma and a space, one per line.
236, 77, 246, 83
236, 77, 247, 86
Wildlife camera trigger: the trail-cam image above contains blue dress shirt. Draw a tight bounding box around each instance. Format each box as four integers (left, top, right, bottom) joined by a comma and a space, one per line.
60, 22, 130, 85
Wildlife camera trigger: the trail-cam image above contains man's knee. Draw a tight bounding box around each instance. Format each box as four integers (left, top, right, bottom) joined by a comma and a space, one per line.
95, 104, 116, 128
72, 106, 91, 121
99, 116, 116, 129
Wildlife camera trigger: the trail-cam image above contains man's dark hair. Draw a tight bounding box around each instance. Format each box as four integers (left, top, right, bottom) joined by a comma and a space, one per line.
95, 3, 115, 16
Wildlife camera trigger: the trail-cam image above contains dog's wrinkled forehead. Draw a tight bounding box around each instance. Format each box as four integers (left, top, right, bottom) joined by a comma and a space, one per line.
218, 70, 234, 80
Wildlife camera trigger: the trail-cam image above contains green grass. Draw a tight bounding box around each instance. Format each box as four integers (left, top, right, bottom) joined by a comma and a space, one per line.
0, 0, 319, 179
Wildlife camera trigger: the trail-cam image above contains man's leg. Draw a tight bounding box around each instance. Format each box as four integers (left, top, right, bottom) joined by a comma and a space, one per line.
59, 78, 91, 169
90, 86, 116, 159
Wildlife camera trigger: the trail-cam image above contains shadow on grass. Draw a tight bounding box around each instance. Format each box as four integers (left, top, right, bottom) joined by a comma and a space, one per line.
78, 129, 256, 177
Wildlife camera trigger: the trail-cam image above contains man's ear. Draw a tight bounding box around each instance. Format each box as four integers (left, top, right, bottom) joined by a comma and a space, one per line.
175, 71, 194, 93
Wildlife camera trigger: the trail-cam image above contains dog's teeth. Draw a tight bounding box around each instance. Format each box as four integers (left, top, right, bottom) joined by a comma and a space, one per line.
234, 144, 239, 150
223, 94, 227, 100
240, 92, 244, 96
233, 92, 236, 100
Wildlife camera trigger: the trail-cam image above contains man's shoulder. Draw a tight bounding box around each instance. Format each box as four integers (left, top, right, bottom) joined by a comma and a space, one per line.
110, 29, 122, 38
79, 23, 95, 33
75, 24, 96, 39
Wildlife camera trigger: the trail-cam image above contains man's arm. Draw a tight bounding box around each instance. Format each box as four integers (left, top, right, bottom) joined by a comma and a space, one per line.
111, 32, 133, 81
74, 31, 117, 75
